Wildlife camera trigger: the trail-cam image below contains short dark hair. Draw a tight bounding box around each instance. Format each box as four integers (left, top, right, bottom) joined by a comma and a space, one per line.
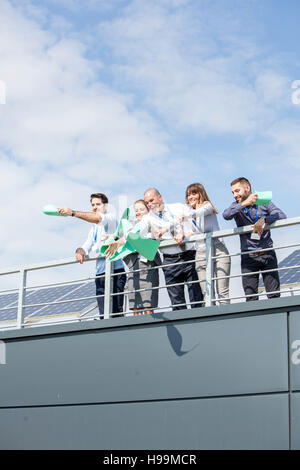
90, 193, 108, 204
230, 177, 252, 190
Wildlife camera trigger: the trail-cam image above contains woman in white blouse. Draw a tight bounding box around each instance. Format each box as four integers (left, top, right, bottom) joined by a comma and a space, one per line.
185, 183, 231, 304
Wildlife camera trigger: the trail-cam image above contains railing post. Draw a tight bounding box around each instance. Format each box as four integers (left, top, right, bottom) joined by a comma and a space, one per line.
205, 234, 214, 307
104, 259, 114, 319
17, 268, 27, 328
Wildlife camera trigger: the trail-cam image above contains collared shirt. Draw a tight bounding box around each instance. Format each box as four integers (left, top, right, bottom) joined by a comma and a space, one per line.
185, 202, 222, 248
81, 212, 124, 274
139, 203, 195, 255
222, 201, 287, 252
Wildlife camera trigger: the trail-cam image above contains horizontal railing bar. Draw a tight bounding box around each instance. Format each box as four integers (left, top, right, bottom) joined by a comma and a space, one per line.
24, 278, 95, 292
0, 305, 18, 312
0, 288, 19, 295
1, 216, 299, 276
21, 260, 299, 308
114, 278, 204, 297
20, 294, 103, 310
3, 286, 300, 328
1, 216, 300, 330
211, 242, 300, 261
17, 283, 300, 326
211, 263, 300, 282
219, 286, 300, 303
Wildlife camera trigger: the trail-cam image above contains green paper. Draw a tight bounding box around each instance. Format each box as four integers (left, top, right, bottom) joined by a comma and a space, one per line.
127, 232, 160, 261
254, 191, 272, 206
116, 207, 130, 237
100, 234, 135, 261
101, 209, 160, 261
42, 204, 68, 216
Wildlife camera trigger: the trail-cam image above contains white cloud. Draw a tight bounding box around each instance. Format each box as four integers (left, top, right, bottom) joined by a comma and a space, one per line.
0, 0, 299, 282
0, 0, 171, 269
255, 70, 291, 107
0, 0, 167, 166
96, 0, 282, 136
266, 119, 300, 168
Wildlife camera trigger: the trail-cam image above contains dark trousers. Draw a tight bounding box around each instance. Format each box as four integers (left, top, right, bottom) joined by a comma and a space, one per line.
95, 268, 127, 317
162, 250, 203, 310
241, 250, 280, 301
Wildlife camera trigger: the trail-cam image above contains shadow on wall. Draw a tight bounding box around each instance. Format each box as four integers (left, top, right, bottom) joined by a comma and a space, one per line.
154, 313, 201, 357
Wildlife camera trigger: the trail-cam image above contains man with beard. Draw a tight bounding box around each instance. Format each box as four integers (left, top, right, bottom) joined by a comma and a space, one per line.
59, 193, 126, 317
223, 177, 286, 301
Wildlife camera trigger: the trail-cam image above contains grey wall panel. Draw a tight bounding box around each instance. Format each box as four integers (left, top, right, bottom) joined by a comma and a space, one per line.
291, 392, 300, 449
0, 312, 288, 407
0, 393, 289, 450
289, 311, 300, 391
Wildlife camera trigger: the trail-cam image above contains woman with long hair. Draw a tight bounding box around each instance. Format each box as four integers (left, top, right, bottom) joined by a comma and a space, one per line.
185, 183, 231, 304
104, 199, 161, 315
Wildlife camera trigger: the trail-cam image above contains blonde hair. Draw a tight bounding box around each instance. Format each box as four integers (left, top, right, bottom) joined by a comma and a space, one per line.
185, 183, 218, 214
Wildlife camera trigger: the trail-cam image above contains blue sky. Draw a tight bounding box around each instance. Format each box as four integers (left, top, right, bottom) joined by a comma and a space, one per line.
0, 0, 300, 273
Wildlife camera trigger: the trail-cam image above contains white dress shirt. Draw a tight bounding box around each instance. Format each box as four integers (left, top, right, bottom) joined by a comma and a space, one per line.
82, 212, 123, 274
139, 203, 195, 255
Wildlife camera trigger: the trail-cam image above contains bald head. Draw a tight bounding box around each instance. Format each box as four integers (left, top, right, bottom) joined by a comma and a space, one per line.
144, 188, 163, 212
144, 188, 161, 197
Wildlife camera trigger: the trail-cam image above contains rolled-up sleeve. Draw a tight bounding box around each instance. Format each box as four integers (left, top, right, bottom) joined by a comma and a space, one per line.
264, 203, 287, 225
98, 212, 118, 234
222, 202, 243, 220
81, 227, 94, 255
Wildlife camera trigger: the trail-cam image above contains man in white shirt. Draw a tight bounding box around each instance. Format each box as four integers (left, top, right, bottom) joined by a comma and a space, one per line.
142, 188, 203, 310
59, 193, 126, 318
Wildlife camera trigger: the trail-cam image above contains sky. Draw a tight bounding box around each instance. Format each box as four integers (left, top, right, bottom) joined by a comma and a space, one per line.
1, 0, 300, 292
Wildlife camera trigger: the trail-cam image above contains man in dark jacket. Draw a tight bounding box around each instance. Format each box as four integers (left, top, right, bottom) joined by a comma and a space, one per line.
223, 177, 286, 301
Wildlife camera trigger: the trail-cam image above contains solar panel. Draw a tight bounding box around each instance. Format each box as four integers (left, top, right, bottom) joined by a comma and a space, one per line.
258, 249, 300, 288
28, 281, 97, 318
0, 292, 18, 309
0, 280, 98, 324
24, 283, 85, 318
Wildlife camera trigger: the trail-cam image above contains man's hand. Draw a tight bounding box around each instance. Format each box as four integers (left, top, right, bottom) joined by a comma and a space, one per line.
175, 233, 184, 245
104, 238, 125, 259
75, 247, 86, 264
241, 193, 258, 208
152, 227, 168, 239
58, 206, 72, 216
252, 217, 265, 236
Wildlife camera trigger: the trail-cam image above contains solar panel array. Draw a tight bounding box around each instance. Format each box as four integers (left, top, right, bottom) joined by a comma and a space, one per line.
258, 250, 300, 288
0, 280, 98, 324
1, 249, 299, 325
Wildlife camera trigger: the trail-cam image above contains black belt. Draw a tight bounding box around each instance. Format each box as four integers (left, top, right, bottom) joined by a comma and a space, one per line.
163, 250, 194, 259
247, 250, 267, 257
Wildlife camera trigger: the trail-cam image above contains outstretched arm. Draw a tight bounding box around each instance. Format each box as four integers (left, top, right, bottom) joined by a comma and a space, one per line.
58, 207, 102, 224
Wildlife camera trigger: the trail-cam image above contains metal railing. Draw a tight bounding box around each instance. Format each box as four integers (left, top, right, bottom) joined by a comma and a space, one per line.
0, 216, 300, 329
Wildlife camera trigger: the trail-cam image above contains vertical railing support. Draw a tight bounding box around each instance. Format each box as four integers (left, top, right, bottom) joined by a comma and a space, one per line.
104, 259, 114, 319
205, 234, 214, 307
17, 268, 27, 328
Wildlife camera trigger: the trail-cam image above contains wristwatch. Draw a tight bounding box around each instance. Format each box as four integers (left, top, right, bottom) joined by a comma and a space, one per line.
71, 210, 75, 217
